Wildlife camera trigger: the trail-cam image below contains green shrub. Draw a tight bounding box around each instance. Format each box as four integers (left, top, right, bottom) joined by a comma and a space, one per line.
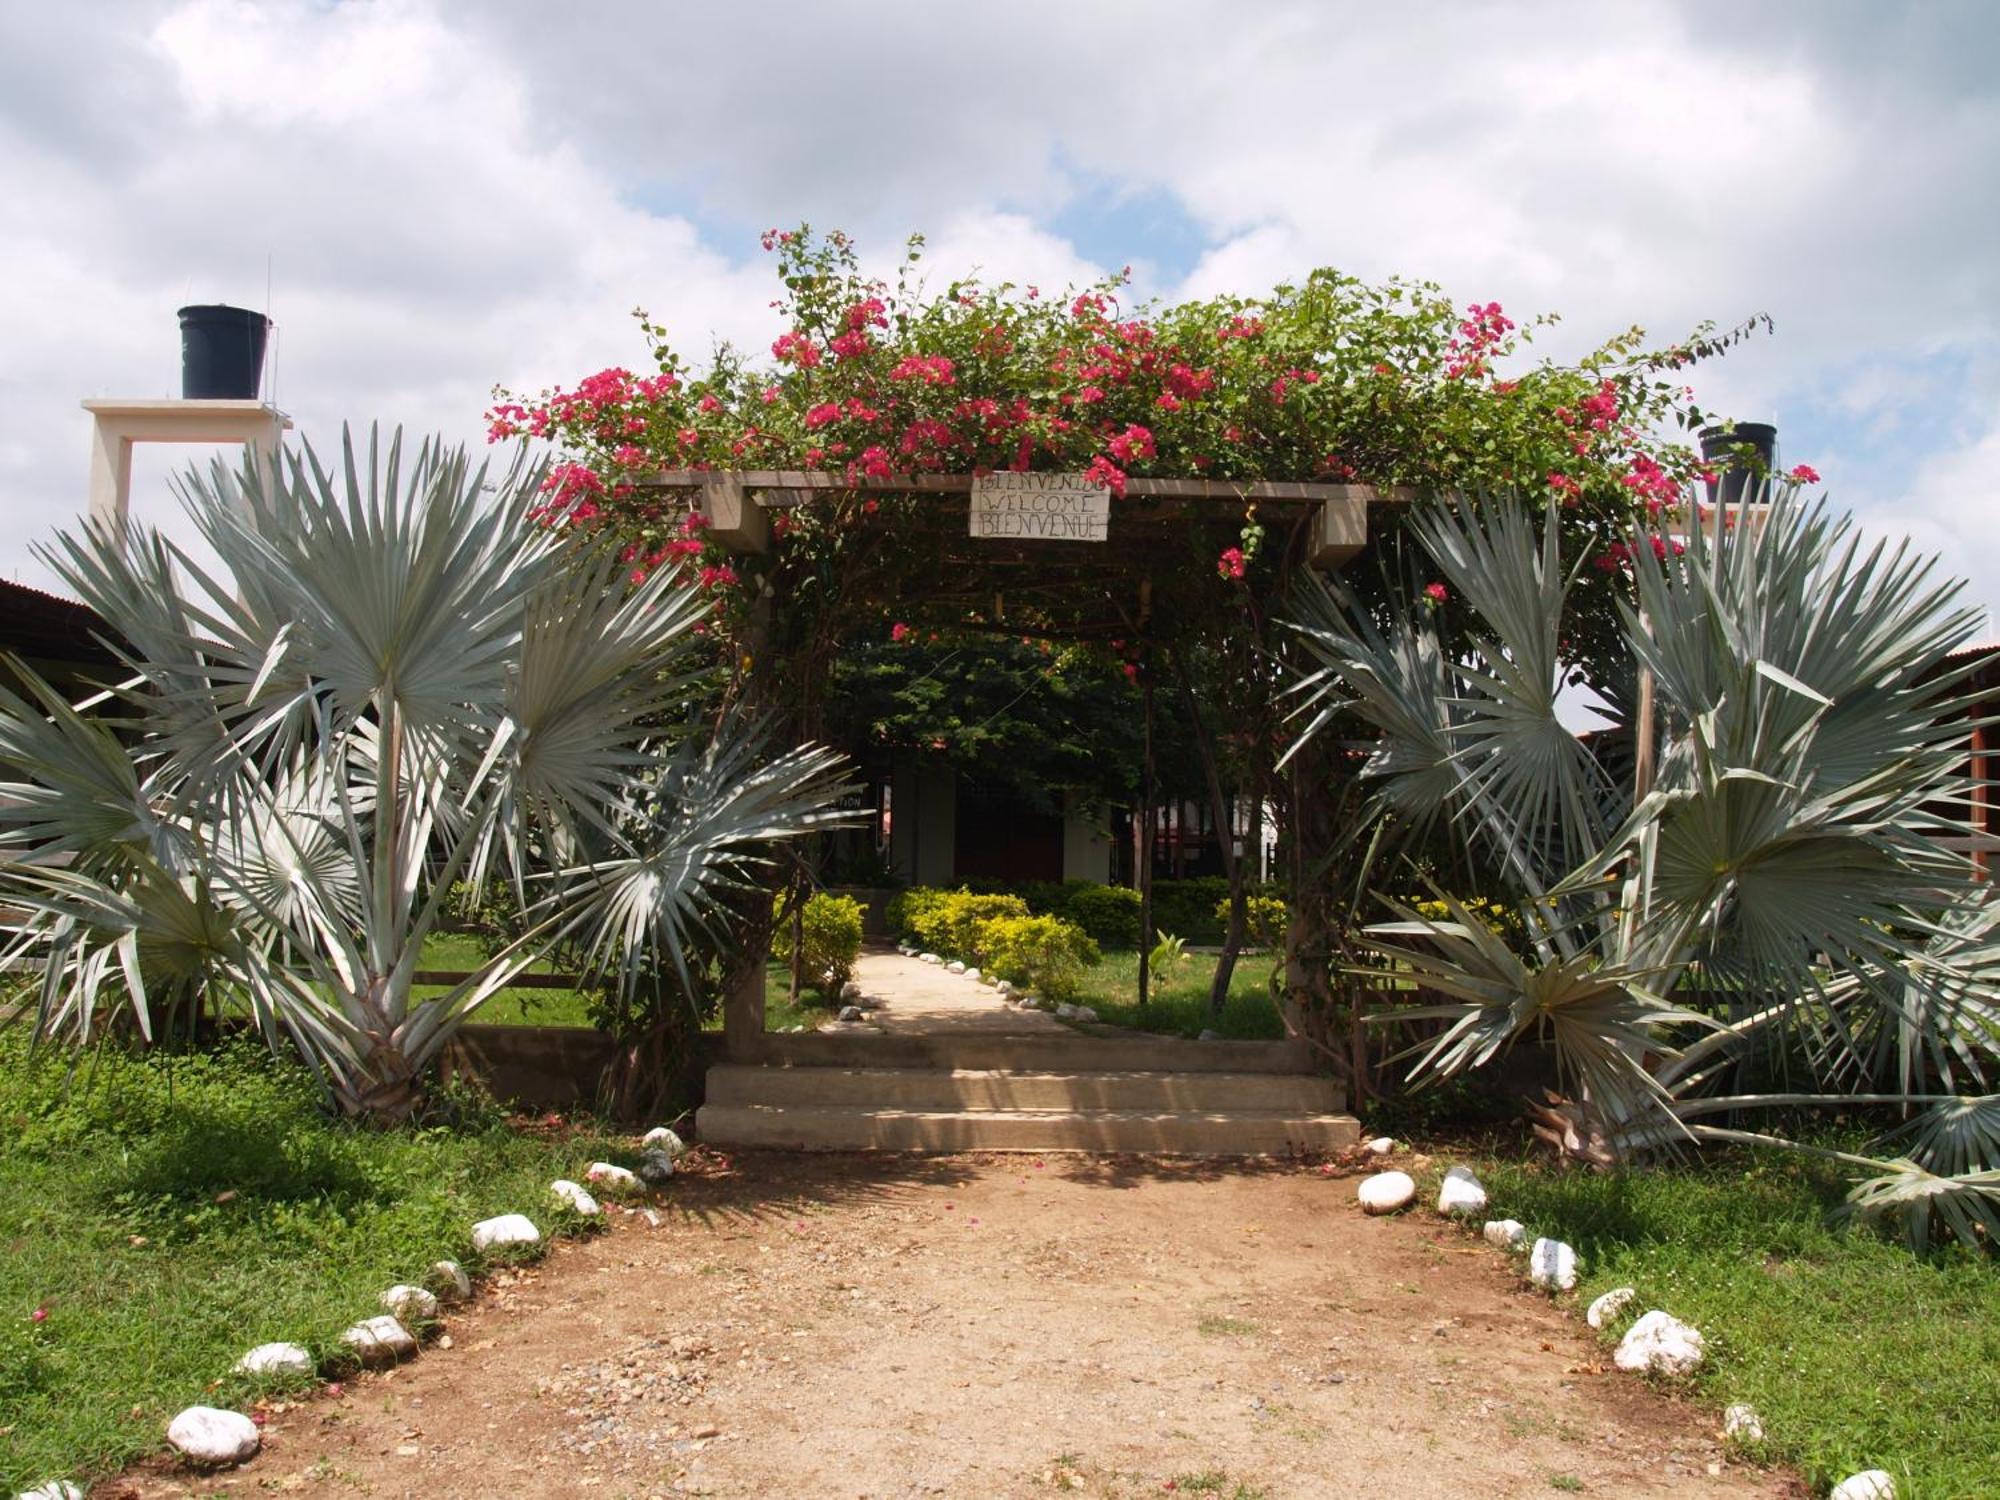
1149, 877, 1232, 942
772, 891, 865, 995
889, 887, 1030, 957
1214, 892, 1288, 947
1053, 882, 1142, 946
972, 913, 1100, 1002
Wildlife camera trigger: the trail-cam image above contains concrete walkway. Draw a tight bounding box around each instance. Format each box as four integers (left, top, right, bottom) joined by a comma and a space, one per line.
844, 948, 1063, 1036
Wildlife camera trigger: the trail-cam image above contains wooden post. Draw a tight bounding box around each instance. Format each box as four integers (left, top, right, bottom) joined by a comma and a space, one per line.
1138, 661, 1156, 1014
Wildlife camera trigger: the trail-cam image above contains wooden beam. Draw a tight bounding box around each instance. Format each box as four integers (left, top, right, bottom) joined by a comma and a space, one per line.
697, 472, 769, 554
635, 467, 1373, 508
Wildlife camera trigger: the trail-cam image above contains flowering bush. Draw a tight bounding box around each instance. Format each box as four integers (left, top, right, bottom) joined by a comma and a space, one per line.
772, 891, 865, 996
490, 226, 1765, 656
971, 913, 1101, 1001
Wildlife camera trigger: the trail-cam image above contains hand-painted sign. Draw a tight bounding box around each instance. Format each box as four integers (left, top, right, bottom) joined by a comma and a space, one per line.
969, 472, 1110, 542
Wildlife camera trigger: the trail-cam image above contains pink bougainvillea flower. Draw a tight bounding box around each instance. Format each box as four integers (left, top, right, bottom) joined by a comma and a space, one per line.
1787, 464, 1821, 484
1217, 546, 1246, 580
891, 622, 910, 642
1423, 581, 1449, 604
29, 1306, 48, 1323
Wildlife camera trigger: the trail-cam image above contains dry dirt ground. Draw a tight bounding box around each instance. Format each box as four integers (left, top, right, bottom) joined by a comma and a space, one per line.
114, 1151, 1798, 1500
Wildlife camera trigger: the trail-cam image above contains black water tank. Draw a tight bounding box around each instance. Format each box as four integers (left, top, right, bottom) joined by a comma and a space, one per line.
177, 304, 270, 400
1699, 422, 1777, 509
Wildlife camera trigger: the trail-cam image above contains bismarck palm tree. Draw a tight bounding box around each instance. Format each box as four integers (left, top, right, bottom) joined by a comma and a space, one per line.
0, 428, 850, 1120
1284, 484, 2000, 1250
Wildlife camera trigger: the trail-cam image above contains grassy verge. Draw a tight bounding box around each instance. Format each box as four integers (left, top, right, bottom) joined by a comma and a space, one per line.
1437, 1145, 2000, 1498
1072, 948, 1285, 1039
0, 1034, 617, 1492
418, 936, 811, 1033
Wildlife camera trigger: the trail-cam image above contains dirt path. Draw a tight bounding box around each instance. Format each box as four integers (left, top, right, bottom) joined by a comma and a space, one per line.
115, 1152, 1793, 1500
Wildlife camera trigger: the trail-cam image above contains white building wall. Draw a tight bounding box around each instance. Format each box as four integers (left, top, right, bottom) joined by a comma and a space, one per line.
1061, 792, 1112, 883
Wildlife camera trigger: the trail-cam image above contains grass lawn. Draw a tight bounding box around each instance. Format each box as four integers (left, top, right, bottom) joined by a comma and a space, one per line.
0, 1034, 618, 1493
1428, 1144, 2000, 1498
1072, 948, 1286, 1039
418, 934, 814, 1032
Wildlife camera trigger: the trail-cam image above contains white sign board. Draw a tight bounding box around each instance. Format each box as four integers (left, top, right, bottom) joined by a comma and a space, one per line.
969, 472, 1110, 542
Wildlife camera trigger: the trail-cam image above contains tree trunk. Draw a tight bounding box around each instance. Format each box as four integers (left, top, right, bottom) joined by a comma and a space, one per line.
1280, 734, 1351, 1090
1169, 645, 1246, 1019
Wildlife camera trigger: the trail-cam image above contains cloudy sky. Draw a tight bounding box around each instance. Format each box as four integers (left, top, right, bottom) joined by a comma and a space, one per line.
3, 0, 1995, 623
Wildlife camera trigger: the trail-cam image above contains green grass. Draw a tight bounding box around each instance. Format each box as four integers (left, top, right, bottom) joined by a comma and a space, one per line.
417, 935, 817, 1034
1454, 1148, 2000, 1498
0, 1034, 618, 1492
1071, 948, 1285, 1039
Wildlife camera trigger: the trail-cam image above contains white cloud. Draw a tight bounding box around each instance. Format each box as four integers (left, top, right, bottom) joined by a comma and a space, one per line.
1, 0, 1994, 617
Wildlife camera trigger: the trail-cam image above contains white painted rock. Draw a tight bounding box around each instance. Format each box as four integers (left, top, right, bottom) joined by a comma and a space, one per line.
1482, 1219, 1526, 1250
1722, 1403, 1764, 1443
836, 1004, 864, 1022
641, 1126, 687, 1158
551, 1179, 602, 1216
1613, 1310, 1705, 1375
1586, 1286, 1637, 1329
945, 959, 966, 974
1830, 1472, 1896, 1500
585, 1161, 639, 1192
166, 1405, 261, 1466
432, 1260, 472, 1302
979, 973, 998, 986
233, 1341, 313, 1377
1356, 1170, 1416, 1214
1363, 1136, 1396, 1156
1529, 1237, 1579, 1291
17, 1482, 83, 1500
963, 967, 981, 981
341, 1314, 416, 1365
1054, 1002, 1080, 1019
381, 1284, 439, 1321
1436, 1165, 1488, 1217
840, 980, 862, 1001
1198, 1028, 1220, 1041
470, 1213, 541, 1252
1074, 1005, 1099, 1022
996, 980, 1015, 995
919, 952, 941, 964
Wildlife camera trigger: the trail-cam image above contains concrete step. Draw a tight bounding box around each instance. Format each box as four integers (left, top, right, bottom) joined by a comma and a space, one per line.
738, 1031, 1313, 1074
704, 1064, 1343, 1114
695, 1102, 1360, 1155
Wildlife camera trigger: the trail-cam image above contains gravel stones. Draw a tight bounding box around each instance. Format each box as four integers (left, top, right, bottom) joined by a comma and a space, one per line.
551, 1179, 602, 1216
1436, 1165, 1488, 1217
641, 1126, 687, 1158
471, 1213, 542, 1252
1830, 1472, 1897, 1500
1722, 1403, 1765, 1443
1482, 1219, 1526, 1250
166, 1405, 261, 1466
1586, 1286, 1637, 1329
233, 1341, 314, 1377
1529, 1237, 1579, 1292
381, 1284, 440, 1322
1356, 1170, 1416, 1214
341, 1314, 417, 1365
1612, 1310, 1705, 1375
585, 1161, 640, 1192
432, 1259, 472, 1301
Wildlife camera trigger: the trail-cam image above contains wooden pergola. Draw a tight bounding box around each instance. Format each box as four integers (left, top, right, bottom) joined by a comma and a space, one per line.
629, 467, 1412, 1057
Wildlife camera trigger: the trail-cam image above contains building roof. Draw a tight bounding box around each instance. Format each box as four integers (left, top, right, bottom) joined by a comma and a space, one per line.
0, 579, 123, 666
